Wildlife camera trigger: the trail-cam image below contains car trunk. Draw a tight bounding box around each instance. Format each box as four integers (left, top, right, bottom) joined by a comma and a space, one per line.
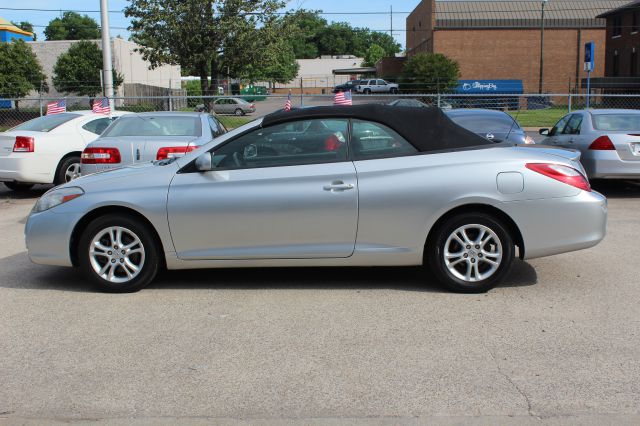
143, 136, 201, 162
0, 131, 41, 157
607, 133, 640, 162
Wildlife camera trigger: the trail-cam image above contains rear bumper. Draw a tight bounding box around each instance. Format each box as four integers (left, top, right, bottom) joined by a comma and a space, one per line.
0, 154, 54, 184
501, 190, 607, 260
582, 150, 640, 179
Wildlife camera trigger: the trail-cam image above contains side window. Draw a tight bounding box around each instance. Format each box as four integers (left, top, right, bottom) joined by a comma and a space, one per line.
208, 116, 224, 138
82, 118, 111, 135
562, 114, 583, 135
212, 119, 349, 170
550, 115, 570, 136
351, 120, 418, 161
369, 80, 376, 85
377, 79, 386, 85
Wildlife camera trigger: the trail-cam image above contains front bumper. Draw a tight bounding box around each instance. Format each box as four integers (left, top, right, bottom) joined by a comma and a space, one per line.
501, 190, 607, 260
25, 208, 83, 267
582, 150, 640, 179
0, 154, 54, 184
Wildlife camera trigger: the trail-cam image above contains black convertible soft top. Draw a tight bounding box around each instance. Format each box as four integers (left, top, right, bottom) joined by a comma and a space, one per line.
262, 104, 495, 153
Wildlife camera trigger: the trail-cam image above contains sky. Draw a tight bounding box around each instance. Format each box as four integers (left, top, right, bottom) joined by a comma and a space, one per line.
0, 0, 431, 48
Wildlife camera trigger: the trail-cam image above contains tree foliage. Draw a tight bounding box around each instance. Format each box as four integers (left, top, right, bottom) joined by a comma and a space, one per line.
52, 41, 123, 97
12, 21, 36, 40
0, 40, 46, 102
44, 11, 101, 41
362, 44, 386, 67
401, 53, 460, 93
125, 0, 287, 103
283, 10, 401, 59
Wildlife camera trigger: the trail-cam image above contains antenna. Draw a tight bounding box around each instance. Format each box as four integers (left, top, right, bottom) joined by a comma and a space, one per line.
506, 107, 521, 145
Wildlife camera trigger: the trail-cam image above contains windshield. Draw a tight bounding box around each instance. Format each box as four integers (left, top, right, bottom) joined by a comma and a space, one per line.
448, 113, 519, 133
9, 113, 81, 132
592, 114, 640, 131
102, 115, 202, 137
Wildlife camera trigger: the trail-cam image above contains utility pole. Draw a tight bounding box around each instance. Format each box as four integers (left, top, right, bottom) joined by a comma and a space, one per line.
538, 0, 548, 94
390, 5, 393, 38
100, 0, 115, 110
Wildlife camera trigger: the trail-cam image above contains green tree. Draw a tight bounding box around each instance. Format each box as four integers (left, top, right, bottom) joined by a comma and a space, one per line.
362, 44, 386, 67
12, 21, 36, 40
0, 40, 46, 109
44, 11, 100, 41
363, 32, 401, 58
401, 53, 460, 93
52, 41, 123, 97
282, 10, 326, 59
125, 0, 285, 106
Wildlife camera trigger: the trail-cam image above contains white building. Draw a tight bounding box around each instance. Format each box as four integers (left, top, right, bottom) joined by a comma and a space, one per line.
274, 56, 365, 93
27, 38, 181, 101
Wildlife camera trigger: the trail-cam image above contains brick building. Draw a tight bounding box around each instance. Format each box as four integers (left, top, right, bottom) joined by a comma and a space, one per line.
597, 1, 640, 78
406, 0, 629, 93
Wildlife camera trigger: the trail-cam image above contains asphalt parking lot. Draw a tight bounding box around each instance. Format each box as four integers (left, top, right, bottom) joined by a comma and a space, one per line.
1, 181, 640, 425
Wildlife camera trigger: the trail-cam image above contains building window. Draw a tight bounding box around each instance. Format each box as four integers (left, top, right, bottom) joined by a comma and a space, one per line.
613, 50, 620, 76
632, 48, 638, 76
613, 16, 622, 37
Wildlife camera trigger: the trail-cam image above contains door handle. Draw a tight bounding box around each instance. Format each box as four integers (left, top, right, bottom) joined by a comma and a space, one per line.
323, 181, 354, 192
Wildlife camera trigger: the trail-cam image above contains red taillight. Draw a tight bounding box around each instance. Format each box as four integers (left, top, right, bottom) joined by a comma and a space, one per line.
81, 147, 121, 164
156, 146, 196, 160
589, 135, 615, 150
526, 163, 591, 192
13, 136, 34, 152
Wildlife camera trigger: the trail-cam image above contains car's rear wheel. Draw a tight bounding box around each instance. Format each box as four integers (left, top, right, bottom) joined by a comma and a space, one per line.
55, 156, 81, 184
363, 89, 372, 95
427, 213, 514, 293
4, 182, 34, 192
78, 214, 160, 293
234, 108, 244, 116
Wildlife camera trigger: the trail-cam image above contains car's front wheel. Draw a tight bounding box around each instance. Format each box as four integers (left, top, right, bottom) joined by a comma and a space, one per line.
234, 108, 244, 116
427, 213, 514, 293
78, 214, 161, 293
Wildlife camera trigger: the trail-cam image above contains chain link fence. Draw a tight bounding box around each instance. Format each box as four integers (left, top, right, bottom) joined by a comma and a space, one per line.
2, 93, 640, 132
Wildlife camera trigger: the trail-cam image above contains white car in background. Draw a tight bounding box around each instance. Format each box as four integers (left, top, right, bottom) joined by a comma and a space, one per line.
0, 111, 129, 192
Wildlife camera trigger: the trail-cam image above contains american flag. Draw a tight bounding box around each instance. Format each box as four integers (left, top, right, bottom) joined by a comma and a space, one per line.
283, 91, 292, 111
334, 90, 352, 106
92, 97, 111, 115
46, 99, 66, 115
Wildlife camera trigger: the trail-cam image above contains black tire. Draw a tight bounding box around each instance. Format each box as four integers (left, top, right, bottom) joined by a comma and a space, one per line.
78, 214, 161, 293
390, 88, 399, 94
234, 108, 244, 116
55, 156, 81, 185
363, 88, 372, 95
4, 182, 34, 192
427, 213, 514, 293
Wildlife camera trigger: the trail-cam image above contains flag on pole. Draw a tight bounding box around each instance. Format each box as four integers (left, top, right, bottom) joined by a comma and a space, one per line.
46, 99, 66, 115
334, 90, 352, 106
92, 97, 111, 115
283, 91, 292, 111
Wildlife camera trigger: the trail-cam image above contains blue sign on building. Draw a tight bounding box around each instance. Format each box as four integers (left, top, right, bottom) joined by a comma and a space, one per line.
455, 80, 524, 95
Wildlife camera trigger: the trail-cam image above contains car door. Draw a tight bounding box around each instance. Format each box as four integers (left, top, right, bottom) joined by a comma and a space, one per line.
542, 114, 571, 146
167, 118, 358, 260
555, 113, 583, 148
376, 79, 388, 93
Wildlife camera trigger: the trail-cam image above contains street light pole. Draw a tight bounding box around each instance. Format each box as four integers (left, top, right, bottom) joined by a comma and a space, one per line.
539, 0, 548, 94
100, 0, 115, 110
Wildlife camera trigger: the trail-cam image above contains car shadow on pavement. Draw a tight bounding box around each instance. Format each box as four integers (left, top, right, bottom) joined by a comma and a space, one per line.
0, 184, 51, 200
0, 252, 537, 293
591, 180, 640, 199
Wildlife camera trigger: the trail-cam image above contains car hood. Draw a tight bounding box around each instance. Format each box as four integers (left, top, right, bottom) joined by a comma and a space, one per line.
62, 161, 177, 191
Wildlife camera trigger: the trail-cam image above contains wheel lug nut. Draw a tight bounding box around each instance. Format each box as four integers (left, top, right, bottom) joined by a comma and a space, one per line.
121, 250, 126, 255
463, 254, 468, 258
475, 245, 480, 249
478, 253, 483, 258
120, 259, 124, 263
114, 246, 118, 250
466, 245, 471, 249
471, 259, 476, 263
111, 259, 116, 263
107, 251, 112, 255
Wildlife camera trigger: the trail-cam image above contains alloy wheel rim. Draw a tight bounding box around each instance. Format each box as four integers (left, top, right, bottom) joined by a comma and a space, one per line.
89, 226, 145, 283
444, 224, 502, 283
65, 163, 81, 182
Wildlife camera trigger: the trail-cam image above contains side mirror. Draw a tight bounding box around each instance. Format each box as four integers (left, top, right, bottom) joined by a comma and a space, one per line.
539, 128, 550, 136
195, 152, 214, 172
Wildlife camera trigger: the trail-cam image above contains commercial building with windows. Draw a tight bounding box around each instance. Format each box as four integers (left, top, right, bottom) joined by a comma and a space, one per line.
406, 0, 629, 93
597, 1, 640, 79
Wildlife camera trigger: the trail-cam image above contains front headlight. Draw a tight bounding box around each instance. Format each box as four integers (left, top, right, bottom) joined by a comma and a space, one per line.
33, 187, 84, 213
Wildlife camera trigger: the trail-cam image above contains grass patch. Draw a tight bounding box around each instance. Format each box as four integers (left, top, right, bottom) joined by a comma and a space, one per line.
218, 115, 253, 129
509, 108, 568, 128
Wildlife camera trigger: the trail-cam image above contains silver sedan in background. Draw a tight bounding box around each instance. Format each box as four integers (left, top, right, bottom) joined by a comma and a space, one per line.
26, 105, 606, 294
80, 112, 226, 175
212, 97, 256, 116
446, 109, 535, 145
540, 109, 640, 179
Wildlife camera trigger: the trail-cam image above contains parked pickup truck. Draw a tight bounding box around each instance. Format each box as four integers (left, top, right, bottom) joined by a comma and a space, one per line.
355, 79, 399, 94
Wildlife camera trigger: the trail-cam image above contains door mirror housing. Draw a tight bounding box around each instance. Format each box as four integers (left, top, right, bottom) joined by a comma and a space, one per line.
195, 152, 214, 172
539, 128, 550, 136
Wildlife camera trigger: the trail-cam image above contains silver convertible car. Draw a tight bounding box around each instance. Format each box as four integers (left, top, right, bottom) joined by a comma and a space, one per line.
25, 105, 607, 293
